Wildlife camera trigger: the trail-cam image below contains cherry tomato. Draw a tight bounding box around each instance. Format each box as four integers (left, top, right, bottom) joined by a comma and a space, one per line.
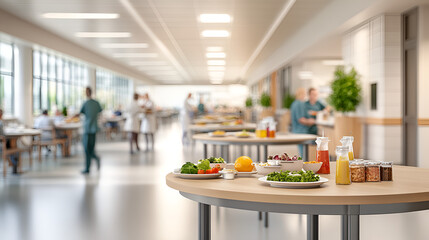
205, 169, 213, 174
198, 169, 205, 174
215, 164, 221, 170
212, 168, 219, 173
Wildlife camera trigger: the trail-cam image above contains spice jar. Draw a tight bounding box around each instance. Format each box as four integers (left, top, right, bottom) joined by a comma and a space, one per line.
380, 162, 393, 181
350, 160, 365, 182
365, 161, 381, 182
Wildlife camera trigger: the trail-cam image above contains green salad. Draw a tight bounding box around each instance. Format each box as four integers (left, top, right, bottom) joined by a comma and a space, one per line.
199, 157, 225, 163
267, 170, 320, 182
180, 162, 198, 174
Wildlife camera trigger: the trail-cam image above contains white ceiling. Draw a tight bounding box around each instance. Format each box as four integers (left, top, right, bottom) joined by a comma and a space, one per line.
0, 0, 300, 84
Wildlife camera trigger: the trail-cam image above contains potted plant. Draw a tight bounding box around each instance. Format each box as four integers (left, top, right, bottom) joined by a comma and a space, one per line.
328, 66, 363, 158
245, 97, 253, 108
244, 97, 253, 122
282, 94, 295, 109
278, 94, 295, 132
259, 92, 274, 119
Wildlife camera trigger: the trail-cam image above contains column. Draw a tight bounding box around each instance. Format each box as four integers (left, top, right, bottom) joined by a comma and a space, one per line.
14, 42, 33, 127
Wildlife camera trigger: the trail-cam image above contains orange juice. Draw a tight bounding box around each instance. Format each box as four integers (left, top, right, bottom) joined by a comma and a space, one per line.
348, 151, 354, 160
255, 129, 267, 138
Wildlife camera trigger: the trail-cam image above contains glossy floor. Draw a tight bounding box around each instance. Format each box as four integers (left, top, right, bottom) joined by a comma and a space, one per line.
1, 121, 428, 240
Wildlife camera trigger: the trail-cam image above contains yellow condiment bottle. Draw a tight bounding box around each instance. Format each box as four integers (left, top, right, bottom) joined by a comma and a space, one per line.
341, 136, 355, 160
348, 151, 354, 161
335, 146, 351, 185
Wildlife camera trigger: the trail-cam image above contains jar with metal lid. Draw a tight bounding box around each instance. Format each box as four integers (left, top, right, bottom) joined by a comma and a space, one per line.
380, 162, 393, 181
350, 160, 365, 182
365, 161, 381, 182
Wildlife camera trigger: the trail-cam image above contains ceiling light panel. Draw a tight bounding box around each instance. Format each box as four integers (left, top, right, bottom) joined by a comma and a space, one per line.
129, 61, 167, 66
201, 30, 230, 38
100, 43, 148, 48
206, 52, 226, 58
42, 13, 119, 19
138, 66, 173, 71
206, 47, 224, 52
75, 32, 131, 38
199, 14, 231, 23
146, 71, 178, 76
113, 53, 158, 58
208, 72, 225, 78
207, 60, 226, 66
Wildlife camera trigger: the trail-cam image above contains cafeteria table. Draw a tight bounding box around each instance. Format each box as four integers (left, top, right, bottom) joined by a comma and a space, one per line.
167, 164, 429, 240
55, 123, 82, 156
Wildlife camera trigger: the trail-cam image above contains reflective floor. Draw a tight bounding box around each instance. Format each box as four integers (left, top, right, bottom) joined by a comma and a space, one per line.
1, 120, 429, 240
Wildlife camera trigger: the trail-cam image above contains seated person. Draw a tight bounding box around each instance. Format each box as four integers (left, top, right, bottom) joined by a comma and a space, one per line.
53, 109, 65, 124
0, 109, 19, 174
34, 110, 55, 140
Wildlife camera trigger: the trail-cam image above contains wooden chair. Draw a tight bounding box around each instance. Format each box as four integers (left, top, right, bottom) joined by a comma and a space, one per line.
1, 136, 29, 177
36, 128, 67, 161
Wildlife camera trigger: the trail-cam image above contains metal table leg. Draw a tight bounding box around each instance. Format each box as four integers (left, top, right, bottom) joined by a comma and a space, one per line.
348, 214, 360, 240
256, 145, 260, 162
199, 203, 211, 240
307, 214, 319, 240
225, 145, 230, 163
303, 144, 309, 161
203, 144, 208, 159
212, 145, 217, 157
341, 215, 348, 240
258, 212, 262, 220
342, 206, 360, 240
264, 212, 269, 228
263, 145, 268, 162
220, 146, 225, 160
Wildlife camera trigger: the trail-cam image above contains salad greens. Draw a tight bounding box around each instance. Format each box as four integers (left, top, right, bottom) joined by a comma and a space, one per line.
199, 157, 225, 163
267, 170, 320, 182
197, 159, 211, 170
180, 162, 198, 174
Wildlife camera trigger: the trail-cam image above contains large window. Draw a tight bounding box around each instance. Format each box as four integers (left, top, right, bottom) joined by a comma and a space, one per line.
0, 42, 14, 115
96, 69, 131, 110
33, 50, 88, 114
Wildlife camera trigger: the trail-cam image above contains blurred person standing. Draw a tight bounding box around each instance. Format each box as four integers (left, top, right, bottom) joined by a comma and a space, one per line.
34, 109, 55, 140
304, 88, 326, 135
181, 93, 195, 144
124, 93, 143, 154
74, 87, 103, 174
140, 93, 156, 151
0, 109, 19, 174
290, 88, 314, 156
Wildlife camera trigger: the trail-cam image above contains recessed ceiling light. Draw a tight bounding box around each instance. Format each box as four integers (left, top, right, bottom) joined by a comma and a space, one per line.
298, 71, 313, 80
100, 43, 148, 48
208, 66, 225, 71
206, 46, 224, 52
201, 30, 230, 38
75, 32, 131, 38
207, 60, 226, 66
138, 66, 173, 71
113, 53, 158, 58
199, 14, 231, 23
146, 71, 178, 76
129, 61, 166, 66
42, 13, 119, 19
210, 79, 223, 84
206, 52, 226, 58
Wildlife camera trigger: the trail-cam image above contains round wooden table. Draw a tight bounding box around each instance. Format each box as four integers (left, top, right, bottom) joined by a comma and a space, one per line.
166, 164, 429, 240
189, 123, 256, 134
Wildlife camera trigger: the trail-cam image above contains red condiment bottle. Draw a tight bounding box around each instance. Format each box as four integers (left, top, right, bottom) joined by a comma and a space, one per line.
315, 137, 330, 174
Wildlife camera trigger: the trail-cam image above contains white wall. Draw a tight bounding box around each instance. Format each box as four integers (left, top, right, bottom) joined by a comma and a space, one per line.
135, 85, 249, 110
343, 14, 402, 163
418, 5, 429, 167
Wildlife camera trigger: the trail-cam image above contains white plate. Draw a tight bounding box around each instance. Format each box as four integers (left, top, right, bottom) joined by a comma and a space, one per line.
219, 170, 258, 176
208, 132, 226, 137
258, 176, 329, 188
236, 134, 251, 138
173, 170, 221, 179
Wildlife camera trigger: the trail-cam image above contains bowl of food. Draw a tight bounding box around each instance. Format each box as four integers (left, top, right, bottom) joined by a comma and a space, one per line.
303, 161, 323, 173
254, 163, 282, 175
268, 153, 303, 172
199, 157, 226, 170
209, 130, 226, 137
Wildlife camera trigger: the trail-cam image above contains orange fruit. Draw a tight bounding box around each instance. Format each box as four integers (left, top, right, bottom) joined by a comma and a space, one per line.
234, 156, 254, 172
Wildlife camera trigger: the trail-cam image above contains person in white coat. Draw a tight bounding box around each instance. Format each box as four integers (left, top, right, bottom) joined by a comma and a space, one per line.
140, 93, 156, 151
124, 93, 143, 154
181, 93, 195, 144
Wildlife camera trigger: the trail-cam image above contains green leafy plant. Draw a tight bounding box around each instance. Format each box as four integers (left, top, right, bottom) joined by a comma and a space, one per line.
245, 97, 253, 108
62, 106, 68, 117
259, 93, 271, 108
282, 94, 295, 109
328, 67, 362, 113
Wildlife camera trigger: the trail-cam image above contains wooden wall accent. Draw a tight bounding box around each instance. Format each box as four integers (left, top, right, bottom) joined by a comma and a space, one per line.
365, 118, 402, 125
418, 119, 429, 126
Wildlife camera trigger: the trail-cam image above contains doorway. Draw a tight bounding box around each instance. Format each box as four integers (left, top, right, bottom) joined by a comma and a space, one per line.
402, 8, 418, 166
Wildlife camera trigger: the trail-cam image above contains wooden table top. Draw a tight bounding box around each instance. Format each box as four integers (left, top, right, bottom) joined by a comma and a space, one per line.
55, 123, 82, 130
4, 128, 41, 137
192, 133, 317, 144
166, 164, 429, 205
189, 123, 256, 131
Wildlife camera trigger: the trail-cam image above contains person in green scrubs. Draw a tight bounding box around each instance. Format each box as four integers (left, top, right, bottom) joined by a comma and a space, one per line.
304, 88, 326, 135
75, 87, 103, 174
291, 88, 315, 156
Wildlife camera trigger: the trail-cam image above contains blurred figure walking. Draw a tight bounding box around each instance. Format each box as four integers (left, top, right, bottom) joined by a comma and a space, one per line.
140, 93, 156, 151
75, 87, 103, 174
181, 93, 195, 144
124, 93, 143, 154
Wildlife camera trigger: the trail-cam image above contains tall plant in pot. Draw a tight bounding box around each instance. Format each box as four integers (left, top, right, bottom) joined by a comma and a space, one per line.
328, 66, 363, 157
279, 93, 295, 132
259, 92, 274, 119
244, 97, 253, 122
